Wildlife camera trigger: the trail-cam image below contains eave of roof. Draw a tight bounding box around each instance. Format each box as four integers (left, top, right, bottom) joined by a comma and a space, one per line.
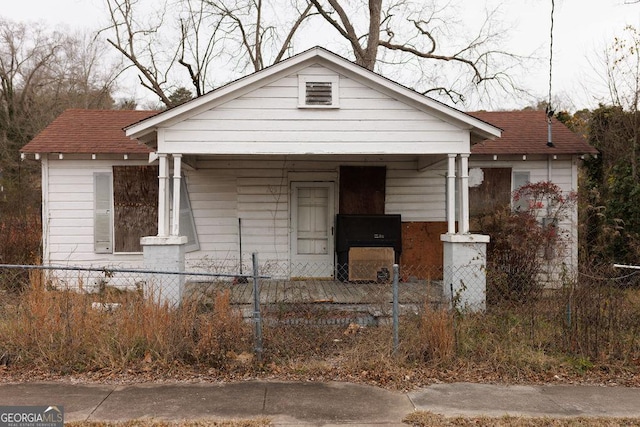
21, 109, 158, 154
20, 106, 597, 158
470, 110, 598, 155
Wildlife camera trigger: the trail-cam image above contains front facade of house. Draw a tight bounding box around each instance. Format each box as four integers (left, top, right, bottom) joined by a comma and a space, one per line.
21, 48, 596, 306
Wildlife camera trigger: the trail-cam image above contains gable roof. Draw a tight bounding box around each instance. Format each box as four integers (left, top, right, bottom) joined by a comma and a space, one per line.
21, 108, 596, 156
470, 110, 598, 155
21, 109, 157, 154
124, 46, 501, 141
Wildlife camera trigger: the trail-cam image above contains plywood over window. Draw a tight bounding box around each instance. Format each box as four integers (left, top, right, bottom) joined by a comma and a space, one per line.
399, 221, 447, 280
113, 166, 158, 252
339, 166, 386, 214
469, 168, 512, 218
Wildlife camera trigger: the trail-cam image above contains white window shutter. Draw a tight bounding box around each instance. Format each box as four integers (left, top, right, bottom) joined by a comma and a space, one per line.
513, 171, 530, 191
512, 171, 531, 211
94, 173, 113, 253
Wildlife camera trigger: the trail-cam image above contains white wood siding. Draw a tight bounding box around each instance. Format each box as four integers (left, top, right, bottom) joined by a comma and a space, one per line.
44, 159, 149, 267
183, 157, 447, 270
160, 65, 468, 155
44, 154, 579, 274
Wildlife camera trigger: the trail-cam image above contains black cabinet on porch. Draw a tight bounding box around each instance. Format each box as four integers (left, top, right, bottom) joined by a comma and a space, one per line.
335, 214, 402, 282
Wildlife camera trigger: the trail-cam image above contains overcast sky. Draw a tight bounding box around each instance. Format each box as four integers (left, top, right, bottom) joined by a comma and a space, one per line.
2, 0, 638, 111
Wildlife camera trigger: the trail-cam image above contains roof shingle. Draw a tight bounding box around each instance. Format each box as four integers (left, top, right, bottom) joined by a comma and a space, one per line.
21, 108, 597, 156
21, 109, 158, 154
470, 110, 598, 155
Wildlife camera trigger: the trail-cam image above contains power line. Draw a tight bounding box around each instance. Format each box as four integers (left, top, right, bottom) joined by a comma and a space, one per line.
548, 0, 554, 109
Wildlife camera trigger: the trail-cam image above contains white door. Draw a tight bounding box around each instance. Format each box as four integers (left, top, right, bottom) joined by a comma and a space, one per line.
291, 182, 335, 278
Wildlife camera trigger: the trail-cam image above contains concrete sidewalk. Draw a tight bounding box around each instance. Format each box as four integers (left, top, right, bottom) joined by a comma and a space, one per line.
1, 381, 640, 426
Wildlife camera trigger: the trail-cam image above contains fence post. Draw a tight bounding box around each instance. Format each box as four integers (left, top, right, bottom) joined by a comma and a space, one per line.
252, 252, 263, 362
392, 264, 399, 356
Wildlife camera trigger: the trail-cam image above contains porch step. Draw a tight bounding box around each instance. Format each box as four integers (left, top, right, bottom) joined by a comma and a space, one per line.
236, 302, 428, 327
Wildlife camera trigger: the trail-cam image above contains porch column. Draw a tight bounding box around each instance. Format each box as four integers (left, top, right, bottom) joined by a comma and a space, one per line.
140, 152, 187, 306
441, 155, 488, 312
171, 154, 182, 236
157, 153, 170, 236
446, 154, 456, 234
458, 153, 470, 234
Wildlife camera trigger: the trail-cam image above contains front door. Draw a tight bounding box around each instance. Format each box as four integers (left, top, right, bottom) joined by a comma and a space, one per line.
291, 182, 335, 278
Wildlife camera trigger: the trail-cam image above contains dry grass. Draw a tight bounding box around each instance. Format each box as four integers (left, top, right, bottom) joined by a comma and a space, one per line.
403, 411, 640, 426
66, 419, 272, 427
0, 275, 639, 389
0, 285, 251, 373
407, 304, 454, 362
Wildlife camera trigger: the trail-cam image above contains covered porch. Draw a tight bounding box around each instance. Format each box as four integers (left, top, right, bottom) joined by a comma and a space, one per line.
123, 48, 501, 310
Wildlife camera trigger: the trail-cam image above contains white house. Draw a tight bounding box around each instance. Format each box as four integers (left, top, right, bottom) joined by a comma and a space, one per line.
21, 47, 596, 307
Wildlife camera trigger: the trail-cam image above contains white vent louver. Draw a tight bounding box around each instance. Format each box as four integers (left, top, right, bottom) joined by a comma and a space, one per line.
305, 81, 333, 105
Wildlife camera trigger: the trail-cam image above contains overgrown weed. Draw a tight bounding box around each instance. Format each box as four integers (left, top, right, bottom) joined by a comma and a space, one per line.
0, 284, 251, 373
0, 274, 639, 387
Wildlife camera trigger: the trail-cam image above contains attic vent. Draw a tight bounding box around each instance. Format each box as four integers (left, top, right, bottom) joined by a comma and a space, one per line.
305, 82, 333, 105
298, 75, 339, 109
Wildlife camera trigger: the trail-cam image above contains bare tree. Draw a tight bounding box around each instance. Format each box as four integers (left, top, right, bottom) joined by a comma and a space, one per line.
0, 19, 117, 208
103, 0, 316, 105
177, 0, 228, 97
103, 0, 182, 106
308, 0, 523, 104
204, 0, 315, 73
103, 0, 524, 107
600, 25, 640, 180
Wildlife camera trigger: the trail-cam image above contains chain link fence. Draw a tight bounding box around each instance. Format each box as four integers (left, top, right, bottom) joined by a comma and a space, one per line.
1, 258, 639, 371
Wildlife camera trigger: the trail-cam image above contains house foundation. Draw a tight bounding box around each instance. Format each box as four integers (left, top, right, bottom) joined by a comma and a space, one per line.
441, 233, 490, 312
141, 235, 187, 306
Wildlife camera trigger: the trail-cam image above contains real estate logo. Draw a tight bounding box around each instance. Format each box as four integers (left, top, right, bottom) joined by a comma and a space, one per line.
0, 406, 63, 427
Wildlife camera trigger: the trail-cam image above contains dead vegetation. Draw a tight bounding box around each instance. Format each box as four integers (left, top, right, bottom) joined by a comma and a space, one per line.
0, 271, 639, 390
403, 411, 640, 426
66, 420, 272, 427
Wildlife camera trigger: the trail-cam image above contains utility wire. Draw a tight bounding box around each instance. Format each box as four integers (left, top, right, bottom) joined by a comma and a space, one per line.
546, 0, 555, 147
548, 0, 554, 111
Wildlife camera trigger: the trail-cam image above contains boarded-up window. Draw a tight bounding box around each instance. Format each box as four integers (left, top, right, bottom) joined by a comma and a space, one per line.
113, 166, 158, 252
469, 168, 512, 218
339, 166, 386, 214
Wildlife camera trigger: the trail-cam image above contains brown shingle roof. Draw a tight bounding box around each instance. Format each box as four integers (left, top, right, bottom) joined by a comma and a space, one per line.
21, 109, 158, 154
21, 108, 597, 156
470, 110, 598, 155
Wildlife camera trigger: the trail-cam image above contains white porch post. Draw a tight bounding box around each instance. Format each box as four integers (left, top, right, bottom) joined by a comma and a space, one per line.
458, 153, 470, 234
157, 153, 170, 236
446, 154, 456, 234
171, 154, 182, 236
140, 151, 187, 306
441, 154, 488, 312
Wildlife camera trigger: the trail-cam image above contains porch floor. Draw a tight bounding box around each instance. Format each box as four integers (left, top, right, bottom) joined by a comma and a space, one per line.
185, 279, 444, 307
